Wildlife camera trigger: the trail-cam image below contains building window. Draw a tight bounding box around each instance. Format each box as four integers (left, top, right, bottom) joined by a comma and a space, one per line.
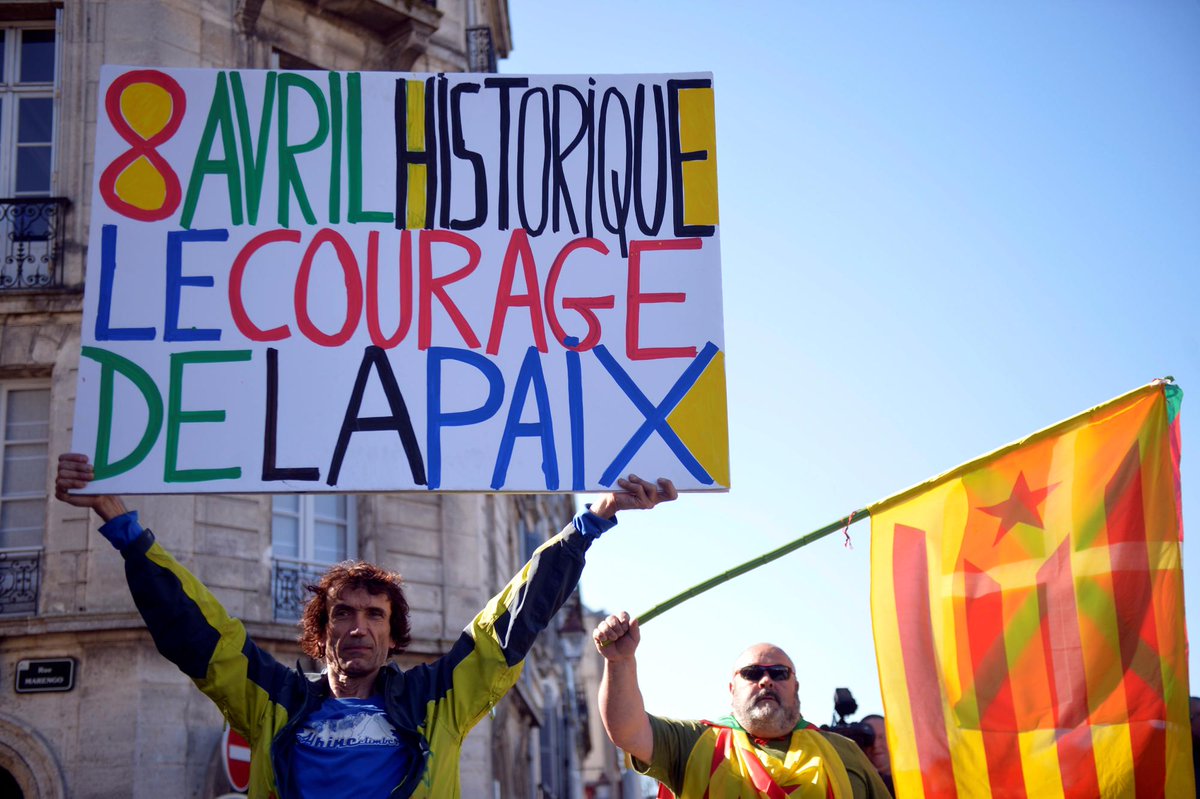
271, 495, 356, 620
0, 381, 49, 548
0, 24, 64, 289
540, 684, 567, 798
0, 26, 55, 199
271, 49, 320, 71
466, 26, 497, 73
0, 380, 49, 615
519, 516, 549, 563
272, 495, 356, 563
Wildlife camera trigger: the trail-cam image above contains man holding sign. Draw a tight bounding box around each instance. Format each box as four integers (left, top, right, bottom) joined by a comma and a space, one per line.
56, 452, 675, 799
593, 613, 889, 799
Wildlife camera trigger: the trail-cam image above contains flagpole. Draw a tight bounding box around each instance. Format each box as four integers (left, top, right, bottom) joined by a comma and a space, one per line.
635, 508, 871, 626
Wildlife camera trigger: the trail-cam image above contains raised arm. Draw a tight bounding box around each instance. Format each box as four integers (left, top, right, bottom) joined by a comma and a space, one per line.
594, 611, 654, 763
54, 452, 301, 741
55, 453, 128, 522
428, 475, 677, 738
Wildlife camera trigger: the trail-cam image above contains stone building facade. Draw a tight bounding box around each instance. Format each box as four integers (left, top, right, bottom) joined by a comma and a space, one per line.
0, 1, 619, 797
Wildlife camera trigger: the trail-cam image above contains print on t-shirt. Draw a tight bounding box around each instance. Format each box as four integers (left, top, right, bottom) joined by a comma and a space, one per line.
297, 707, 400, 748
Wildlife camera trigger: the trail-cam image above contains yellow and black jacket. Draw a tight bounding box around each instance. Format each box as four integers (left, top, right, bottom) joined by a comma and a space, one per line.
118, 518, 593, 798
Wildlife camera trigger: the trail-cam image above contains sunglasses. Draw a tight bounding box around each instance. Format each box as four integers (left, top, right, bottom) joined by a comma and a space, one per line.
737, 665, 793, 682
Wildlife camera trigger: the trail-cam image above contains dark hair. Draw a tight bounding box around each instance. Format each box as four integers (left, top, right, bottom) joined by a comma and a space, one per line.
298, 561, 411, 660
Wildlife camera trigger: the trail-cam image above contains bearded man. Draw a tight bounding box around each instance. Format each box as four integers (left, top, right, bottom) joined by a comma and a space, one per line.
593, 613, 890, 799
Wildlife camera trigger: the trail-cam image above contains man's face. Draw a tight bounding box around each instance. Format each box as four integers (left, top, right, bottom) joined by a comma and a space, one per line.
323, 586, 396, 682
729, 644, 801, 739
864, 716, 891, 775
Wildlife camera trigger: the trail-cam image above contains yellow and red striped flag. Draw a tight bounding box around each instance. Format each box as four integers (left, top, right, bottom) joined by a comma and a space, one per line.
870, 382, 1189, 799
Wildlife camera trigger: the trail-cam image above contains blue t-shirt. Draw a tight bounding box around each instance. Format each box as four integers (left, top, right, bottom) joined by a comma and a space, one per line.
290, 695, 411, 798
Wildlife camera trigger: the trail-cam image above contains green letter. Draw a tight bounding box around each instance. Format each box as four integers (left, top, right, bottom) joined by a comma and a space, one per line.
165, 349, 252, 483
231, 71, 277, 225
80, 346, 164, 480
181, 72, 243, 229
328, 71, 342, 224
277, 73, 329, 227
347, 72, 393, 224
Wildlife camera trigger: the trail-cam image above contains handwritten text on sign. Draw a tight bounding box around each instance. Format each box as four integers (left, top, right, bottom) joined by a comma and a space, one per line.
75, 67, 728, 493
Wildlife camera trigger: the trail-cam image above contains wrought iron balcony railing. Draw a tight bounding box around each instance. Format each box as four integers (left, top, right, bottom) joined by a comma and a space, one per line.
0, 197, 68, 290
272, 557, 327, 621
0, 547, 40, 614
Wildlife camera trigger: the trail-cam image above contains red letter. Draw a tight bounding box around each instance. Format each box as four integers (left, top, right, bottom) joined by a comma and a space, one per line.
366, 230, 414, 349
294, 229, 364, 347
229, 229, 301, 341
626, 238, 700, 360
544, 237, 613, 351
100, 70, 186, 222
418, 230, 482, 350
487, 229, 548, 355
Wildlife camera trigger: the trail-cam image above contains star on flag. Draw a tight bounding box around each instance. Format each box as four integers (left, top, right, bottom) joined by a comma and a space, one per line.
977, 471, 1058, 545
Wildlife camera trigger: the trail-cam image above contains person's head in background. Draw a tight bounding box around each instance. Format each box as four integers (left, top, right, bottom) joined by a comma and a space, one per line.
861, 714, 890, 779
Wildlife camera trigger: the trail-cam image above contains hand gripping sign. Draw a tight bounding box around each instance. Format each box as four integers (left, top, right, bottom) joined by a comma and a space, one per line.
75, 66, 729, 494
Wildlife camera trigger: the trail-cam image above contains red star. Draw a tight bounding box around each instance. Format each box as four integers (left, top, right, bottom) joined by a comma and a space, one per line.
978, 472, 1058, 545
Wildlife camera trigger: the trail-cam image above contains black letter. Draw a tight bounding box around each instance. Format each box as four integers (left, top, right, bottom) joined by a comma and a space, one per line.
450, 82, 487, 230
483, 77, 529, 230
550, 83, 589, 235
394, 77, 438, 230
326, 346, 427, 486
437, 74, 453, 229
633, 84, 667, 236
517, 87, 551, 235
262, 348, 321, 482
667, 78, 715, 238
598, 87, 632, 257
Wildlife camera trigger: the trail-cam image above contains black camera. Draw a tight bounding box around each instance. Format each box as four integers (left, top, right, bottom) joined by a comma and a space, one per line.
819, 687, 875, 752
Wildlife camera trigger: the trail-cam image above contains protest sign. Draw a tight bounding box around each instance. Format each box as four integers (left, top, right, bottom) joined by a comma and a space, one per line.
73, 66, 728, 493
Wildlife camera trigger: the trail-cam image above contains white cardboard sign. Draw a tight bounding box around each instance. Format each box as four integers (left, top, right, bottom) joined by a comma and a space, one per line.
73, 66, 728, 493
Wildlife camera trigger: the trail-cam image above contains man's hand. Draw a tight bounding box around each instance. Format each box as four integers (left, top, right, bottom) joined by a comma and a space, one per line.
55, 453, 128, 522
590, 474, 677, 519
593, 611, 640, 661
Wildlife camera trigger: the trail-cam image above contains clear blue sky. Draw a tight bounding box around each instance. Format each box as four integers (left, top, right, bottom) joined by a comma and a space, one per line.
504, 1, 1200, 727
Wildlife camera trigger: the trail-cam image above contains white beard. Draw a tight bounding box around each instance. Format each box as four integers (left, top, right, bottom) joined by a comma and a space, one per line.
737, 693, 800, 737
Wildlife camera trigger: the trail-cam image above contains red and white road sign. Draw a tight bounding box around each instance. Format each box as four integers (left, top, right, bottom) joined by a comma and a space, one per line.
221, 727, 252, 793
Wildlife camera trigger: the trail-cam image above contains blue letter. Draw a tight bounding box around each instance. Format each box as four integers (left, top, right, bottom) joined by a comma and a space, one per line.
95, 224, 155, 341
594, 341, 719, 486
564, 337, 585, 490
492, 347, 558, 490
426, 347, 504, 489
165, 228, 228, 342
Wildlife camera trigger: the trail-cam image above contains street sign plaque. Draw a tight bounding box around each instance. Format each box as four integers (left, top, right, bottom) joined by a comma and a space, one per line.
15, 658, 76, 693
